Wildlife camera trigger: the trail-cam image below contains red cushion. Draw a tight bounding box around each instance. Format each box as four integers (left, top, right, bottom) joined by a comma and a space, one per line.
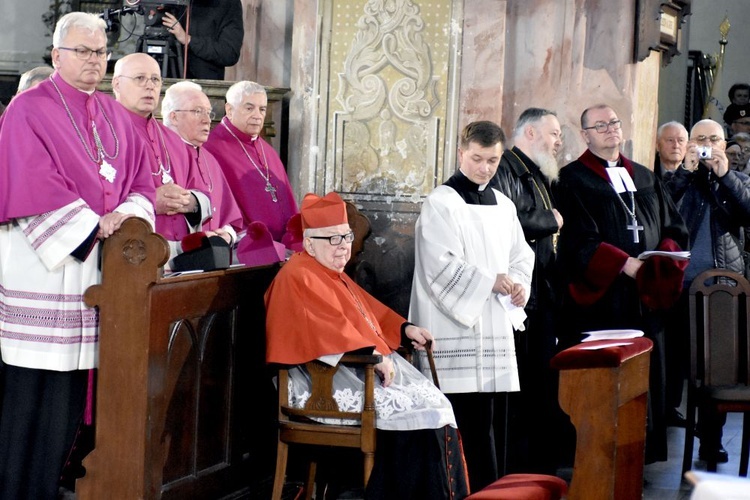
466, 474, 568, 500
550, 337, 653, 370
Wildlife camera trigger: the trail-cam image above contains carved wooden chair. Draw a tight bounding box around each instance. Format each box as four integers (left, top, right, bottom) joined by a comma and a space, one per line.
271, 353, 382, 500
682, 268, 750, 476
271, 341, 440, 499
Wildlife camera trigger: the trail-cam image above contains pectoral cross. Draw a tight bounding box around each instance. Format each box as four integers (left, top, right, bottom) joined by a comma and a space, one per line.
99, 160, 116, 183
265, 179, 278, 203
627, 217, 644, 243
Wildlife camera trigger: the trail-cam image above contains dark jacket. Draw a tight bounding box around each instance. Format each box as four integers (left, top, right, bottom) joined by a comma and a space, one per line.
490, 147, 560, 310
664, 163, 750, 275
186, 0, 244, 80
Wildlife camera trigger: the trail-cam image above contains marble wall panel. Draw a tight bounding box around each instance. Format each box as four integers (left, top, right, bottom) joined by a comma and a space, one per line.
323, 0, 457, 200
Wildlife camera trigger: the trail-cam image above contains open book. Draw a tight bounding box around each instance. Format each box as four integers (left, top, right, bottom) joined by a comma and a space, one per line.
581, 329, 644, 342
637, 250, 691, 261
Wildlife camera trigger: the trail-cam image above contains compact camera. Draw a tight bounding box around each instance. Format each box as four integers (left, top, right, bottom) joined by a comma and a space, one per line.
697, 146, 712, 160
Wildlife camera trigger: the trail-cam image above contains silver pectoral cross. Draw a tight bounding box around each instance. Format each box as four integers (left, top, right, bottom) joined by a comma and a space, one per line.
99, 160, 116, 183
265, 180, 278, 202
161, 169, 173, 184
627, 217, 644, 243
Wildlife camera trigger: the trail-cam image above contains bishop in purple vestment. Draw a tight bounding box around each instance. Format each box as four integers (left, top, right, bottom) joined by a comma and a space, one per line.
0, 13, 155, 499
204, 81, 299, 248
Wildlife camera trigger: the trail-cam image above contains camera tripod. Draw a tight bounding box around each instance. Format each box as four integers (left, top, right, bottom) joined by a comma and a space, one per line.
136, 28, 184, 79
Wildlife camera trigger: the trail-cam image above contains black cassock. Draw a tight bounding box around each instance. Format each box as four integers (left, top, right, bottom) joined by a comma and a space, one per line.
554, 149, 688, 463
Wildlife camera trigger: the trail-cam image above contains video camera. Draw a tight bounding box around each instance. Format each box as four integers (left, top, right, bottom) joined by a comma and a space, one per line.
100, 0, 188, 35
134, 0, 189, 38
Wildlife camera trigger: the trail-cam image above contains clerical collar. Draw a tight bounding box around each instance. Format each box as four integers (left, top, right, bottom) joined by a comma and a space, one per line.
578, 149, 635, 184
458, 168, 490, 190
443, 170, 497, 206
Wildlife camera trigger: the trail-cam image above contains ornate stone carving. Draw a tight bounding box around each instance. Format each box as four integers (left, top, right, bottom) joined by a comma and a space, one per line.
333, 0, 442, 196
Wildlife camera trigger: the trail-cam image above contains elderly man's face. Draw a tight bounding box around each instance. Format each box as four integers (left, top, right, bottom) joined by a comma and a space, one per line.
226, 92, 267, 138
113, 54, 162, 117
171, 91, 213, 147
304, 223, 353, 273
656, 125, 688, 164
52, 26, 108, 92
691, 120, 726, 151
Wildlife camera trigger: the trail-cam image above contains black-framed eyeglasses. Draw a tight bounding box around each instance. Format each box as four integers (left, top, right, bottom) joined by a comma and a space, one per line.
175, 109, 216, 120
119, 74, 162, 87
733, 120, 750, 126
693, 135, 724, 145
583, 119, 622, 133
308, 232, 355, 246
58, 46, 110, 60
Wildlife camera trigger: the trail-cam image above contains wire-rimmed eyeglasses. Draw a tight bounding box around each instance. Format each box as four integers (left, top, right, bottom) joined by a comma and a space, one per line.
174, 109, 216, 120
58, 46, 110, 61
583, 119, 622, 133
308, 232, 355, 246
693, 135, 724, 145
118, 75, 162, 87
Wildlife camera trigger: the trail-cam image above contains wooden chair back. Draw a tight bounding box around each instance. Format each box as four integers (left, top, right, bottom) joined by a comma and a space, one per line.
683, 268, 750, 476
272, 353, 382, 500
271, 343, 440, 499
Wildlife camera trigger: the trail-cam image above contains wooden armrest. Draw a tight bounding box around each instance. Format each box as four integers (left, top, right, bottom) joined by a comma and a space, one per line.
340, 354, 383, 365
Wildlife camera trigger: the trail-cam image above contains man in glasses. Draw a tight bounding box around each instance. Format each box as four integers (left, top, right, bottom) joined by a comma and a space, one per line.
265, 192, 469, 499
553, 104, 689, 465
0, 12, 155, 499
161, 81, 243, 249
410, 121, 535, 492
113, 53, 213, 269
663, 118, 750, 464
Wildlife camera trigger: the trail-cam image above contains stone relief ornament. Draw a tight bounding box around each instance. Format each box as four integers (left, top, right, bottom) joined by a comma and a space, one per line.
334, 0, 440, 196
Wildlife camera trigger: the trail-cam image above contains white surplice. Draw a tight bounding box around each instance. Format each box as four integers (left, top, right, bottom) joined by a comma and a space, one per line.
409, 185, 535, 394
0, 196, 153, 371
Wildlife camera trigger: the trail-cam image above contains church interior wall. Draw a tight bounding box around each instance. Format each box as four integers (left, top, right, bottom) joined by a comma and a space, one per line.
4, 0, 742, 315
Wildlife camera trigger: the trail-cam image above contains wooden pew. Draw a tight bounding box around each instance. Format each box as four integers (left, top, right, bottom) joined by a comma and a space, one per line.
551, 337, 653, 500
76, 218, 279, 499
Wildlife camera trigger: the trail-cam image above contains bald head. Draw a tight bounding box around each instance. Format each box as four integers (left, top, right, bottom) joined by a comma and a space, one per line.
690, 119, 726, 149
113, 53, 163, 117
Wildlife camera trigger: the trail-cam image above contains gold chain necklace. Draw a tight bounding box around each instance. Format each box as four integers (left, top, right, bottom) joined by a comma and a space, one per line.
220, 121, 278, 202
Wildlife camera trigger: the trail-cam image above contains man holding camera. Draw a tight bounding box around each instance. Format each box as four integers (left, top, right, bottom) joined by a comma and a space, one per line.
553, 104, 689, 464
663, 118, 750, 463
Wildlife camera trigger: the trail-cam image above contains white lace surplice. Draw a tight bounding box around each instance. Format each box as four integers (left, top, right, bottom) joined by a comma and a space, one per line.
287, 353, 456, 431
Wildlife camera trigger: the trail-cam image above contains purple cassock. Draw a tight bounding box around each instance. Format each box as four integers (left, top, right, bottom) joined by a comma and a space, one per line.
204, 117, 298, 241
129, 112, 196, 241
0, 71, 155, 372
184, 144, 244, 233
0, 72, 155, 224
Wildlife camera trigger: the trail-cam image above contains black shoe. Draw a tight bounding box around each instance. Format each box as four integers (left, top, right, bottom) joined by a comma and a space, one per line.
666, 408, 687, 428
699, 444, 729, 464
